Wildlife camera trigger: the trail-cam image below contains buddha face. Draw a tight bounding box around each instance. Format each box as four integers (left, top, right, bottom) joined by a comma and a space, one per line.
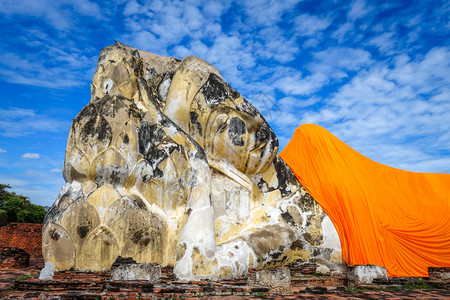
200, 83, 279, 174
170, 70, 279, 175
92, 48, 279, 176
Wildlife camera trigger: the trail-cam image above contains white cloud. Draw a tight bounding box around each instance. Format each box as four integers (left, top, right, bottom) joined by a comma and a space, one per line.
348, 0, 372, 20
368, 32, 396, 55
22, 153, 40, 159
309, 47, 374, 79
0, 175, 28, 187
0, 148, 6, 153
51, 168, 62, 172
0, 48, 96, 88
0, 173, 63, 206
294, 14, 332, 36
296, 46, 450, 172
0, 0, 102, 31
0, 107, 69, 137
242, 0, 301, 28
275, 72, 329, 96
332, 22, 354, 42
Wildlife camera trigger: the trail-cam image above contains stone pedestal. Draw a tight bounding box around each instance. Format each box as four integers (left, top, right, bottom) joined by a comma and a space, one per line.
110, 257, 161, 282
247, 267, 291, 294
428, 267, 450, 281
348, 264, 387, 285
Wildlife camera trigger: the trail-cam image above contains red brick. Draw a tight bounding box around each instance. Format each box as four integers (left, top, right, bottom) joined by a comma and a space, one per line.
0, 223, 43, 258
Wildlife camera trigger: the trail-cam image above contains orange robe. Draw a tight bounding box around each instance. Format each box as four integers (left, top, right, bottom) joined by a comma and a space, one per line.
279, 124, 450, 277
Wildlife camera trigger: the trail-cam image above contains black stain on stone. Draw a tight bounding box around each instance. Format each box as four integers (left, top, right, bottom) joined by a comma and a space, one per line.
49, 229, 60, 241
132, 196, 148, 211
153, 167, 164, 178
95, 165, 128, 187
138, 123, 167, 161
281, 211, 295, 226
201, 73, 228, 106
256, 177, 273, 193
112, 256, 136, 268
227, 117, 246, 146
255, 123, 269, 144
138, 121, 181, 177
270, 251, 282, 259
123, 134, 129, 144
290, 240, 304, 250
194, 147, 207, 161
190, 111, 203, 134
272, 156, 299, 198
77, 226, 90, 239
131, 229, 159, 247
237, 99, 259, 118
80, 115, 112, 145
132, 50, 140, 58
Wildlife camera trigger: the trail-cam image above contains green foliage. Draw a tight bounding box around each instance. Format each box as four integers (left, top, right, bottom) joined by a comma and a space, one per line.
404, 278, 438, 290
0, 184, 48, 225
345, 286, 365, 293
254, 291, 267, 297
15, 274, 32, 281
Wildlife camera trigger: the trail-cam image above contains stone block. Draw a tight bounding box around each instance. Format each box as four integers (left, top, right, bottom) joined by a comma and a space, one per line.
428, 267, 450, 281
348, 264, 387, 285
110, 261, 161, 282
315, 264, 331, 275
247, 267, 291, 294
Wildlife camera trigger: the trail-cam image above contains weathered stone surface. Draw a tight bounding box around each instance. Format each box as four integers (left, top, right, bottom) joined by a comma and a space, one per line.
247, 267, 291, 294
315, 264, 331, 275
110, 258, 161, 282
348, 264, 388, 285
43, 42, 343, 280
428, 267, 450, 281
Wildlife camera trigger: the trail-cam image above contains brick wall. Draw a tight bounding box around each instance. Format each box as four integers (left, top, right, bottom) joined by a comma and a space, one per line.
0, 223, 42, 258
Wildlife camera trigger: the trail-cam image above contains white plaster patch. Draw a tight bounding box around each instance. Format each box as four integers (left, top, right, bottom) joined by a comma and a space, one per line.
164, 91, 186, 126
349, 265, 388, 284
157, 114, 179, 137
321, 216, 341, 250
300, 211, 312, 229
103, 78, 113, 94
158, 78, 171, 102
39, 261, 54, 281
213, 240, 256, 278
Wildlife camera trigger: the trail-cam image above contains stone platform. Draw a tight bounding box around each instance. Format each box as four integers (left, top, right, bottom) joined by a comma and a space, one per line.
1, 263, 449, 299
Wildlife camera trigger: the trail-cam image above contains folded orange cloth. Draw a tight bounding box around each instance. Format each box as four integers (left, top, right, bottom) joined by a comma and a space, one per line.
279, 124, 450, 277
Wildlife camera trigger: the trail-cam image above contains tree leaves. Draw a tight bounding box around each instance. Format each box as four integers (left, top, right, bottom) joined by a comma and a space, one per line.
0, 184, 47, 225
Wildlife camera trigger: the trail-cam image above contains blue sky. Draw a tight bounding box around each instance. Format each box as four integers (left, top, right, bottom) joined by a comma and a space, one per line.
0, 0, 449, 207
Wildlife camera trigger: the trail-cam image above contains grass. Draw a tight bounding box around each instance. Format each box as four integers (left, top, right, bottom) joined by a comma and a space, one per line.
345, 286, 366, 293
254, 291, 267, 297
14, 274, 32, 281
404, 279, 445, 290
346, 278, 447, 293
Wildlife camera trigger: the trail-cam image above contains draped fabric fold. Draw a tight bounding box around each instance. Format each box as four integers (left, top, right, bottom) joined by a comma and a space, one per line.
279, 124, 450, 277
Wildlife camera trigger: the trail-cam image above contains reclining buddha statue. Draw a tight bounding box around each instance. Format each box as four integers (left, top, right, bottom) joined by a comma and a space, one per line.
42, 42, 342, 280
